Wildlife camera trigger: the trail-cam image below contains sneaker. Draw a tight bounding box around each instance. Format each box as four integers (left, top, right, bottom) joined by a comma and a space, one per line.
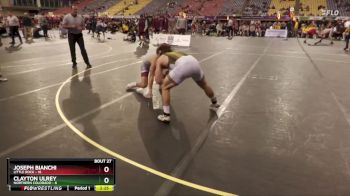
158, 114, 170, 123
126, 83, 137, 91
86, 64, 92, 69
209, 103, 220, 111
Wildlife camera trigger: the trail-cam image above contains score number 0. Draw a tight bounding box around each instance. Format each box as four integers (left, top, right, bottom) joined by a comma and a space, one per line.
103, 166, 110, 184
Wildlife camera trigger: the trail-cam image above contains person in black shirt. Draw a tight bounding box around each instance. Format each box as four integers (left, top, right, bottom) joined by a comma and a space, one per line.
22, 12, 33, 42
90, 16, 97, 38
40, 13, 49, 38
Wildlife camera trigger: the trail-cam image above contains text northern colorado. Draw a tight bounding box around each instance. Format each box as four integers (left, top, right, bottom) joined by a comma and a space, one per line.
13, 176, 58, 185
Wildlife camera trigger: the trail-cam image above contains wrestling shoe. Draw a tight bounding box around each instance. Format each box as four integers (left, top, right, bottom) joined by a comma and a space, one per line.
135, 87, 144, 94
158, 113, 170, 123
143, 89, 152, 99
126, 82, 137, 91
135, 88, 152, 99
209, 103, 220, 111
143, 92, 152, 99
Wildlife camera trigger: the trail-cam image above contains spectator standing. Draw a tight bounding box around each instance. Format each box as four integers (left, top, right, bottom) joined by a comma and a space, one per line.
0, 11, 7, 82
168, 15, 176, 34
176, 14, 187, 35
40, 13, 49, 38
7, 12, 22, 45
227, 17, 233, 39
90, 16, 97, 38
216, 22, 223, 36
138, 14, 148, 46
22, 12, 33, 42
152, 15, 160, 34
0, 13, 5, 47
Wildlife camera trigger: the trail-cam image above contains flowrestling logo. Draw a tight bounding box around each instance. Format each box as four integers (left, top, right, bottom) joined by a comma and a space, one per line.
321, 9, 340, 16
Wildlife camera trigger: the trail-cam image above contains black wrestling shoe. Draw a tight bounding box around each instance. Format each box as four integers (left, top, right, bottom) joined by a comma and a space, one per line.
209, 103, 220, 111
158, 113, 170, 123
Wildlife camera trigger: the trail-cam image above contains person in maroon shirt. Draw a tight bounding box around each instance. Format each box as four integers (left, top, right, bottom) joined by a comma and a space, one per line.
159, 15, 168, 33
158, 15, 165, 33
163, 15, 169, 33
152, 15, 160, 34
138, 14, 148, 47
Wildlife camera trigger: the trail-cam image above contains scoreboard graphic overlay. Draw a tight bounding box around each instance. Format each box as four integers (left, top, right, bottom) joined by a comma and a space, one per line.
7, 158, 115, 191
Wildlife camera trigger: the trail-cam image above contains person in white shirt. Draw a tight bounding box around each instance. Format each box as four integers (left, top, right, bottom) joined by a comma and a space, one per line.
7, 13, 22, 45
227, 17, 234, 39
216, 22, 223, 36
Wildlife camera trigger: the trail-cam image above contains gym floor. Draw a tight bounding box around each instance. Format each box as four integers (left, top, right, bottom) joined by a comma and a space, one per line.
1, 32, 350, 196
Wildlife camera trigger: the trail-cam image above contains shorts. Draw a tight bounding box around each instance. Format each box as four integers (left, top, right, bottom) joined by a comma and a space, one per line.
141, 60, 151, 77
307, 29, 317, 37
168, 55, 204, 84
